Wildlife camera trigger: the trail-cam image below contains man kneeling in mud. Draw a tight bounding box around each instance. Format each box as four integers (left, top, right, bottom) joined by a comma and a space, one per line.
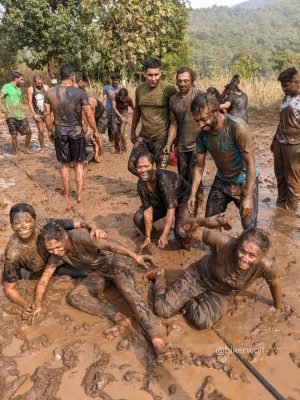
146, 223, 282, 329
25, 222, 169, 362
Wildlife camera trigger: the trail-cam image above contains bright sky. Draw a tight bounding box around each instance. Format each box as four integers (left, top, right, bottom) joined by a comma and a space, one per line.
190, 0, 244, 8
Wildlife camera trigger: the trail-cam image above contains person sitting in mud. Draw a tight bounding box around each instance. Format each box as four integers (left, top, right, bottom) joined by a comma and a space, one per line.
2, 202, 105, 317
146, 224, 282, 330
133, 152, 191, 250
26, 222, 169, 362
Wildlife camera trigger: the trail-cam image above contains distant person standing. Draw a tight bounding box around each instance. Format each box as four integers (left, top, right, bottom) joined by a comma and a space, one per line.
0, 71, 32, 156
271, 67, 300, 212
128, 58, 177, 175
103, 72, 122, 143
27, 75, 49, 152
219, 82, 248, 123
112, 88, 134, 154
164, 67, 204, 215
44, 64, 101, 203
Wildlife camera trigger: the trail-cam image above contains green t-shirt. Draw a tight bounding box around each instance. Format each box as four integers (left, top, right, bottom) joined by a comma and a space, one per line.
136, 81, 177, 140
169, 87, 203, 152
1, 82, 24, 120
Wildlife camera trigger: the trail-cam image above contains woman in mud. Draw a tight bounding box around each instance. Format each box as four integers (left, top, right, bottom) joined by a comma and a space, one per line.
219, 82, 248, 123
27, 222, 169, 362
146, 224, 282, 330
2, 202, 105, 316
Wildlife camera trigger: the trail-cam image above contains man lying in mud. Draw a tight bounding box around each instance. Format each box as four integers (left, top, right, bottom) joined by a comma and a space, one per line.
25, 222, 169, 362
133, 152, 191, 250
146, 223, 282, 329
2, 202, 106, 317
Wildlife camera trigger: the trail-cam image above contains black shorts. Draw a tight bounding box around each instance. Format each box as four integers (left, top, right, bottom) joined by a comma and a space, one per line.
6, 118, 31, 136
54, 127, 86, 164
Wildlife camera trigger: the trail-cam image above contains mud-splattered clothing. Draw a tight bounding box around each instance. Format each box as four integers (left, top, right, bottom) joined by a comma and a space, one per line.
93, 98, 109, 134
54, 229, 160, 339
169, 87, 202, 152
3, 218, 74, 283
1, 82, 24, 120
226, 92, 248, 123
85, 132, 96, 163
114, 111, 128, 153
134, 170, 190, 246
32, 85, 47, 116
273, 94, 300, 211
153, 230, 279, 329
135, 81, 177, 141
114, 93, 133, 114
6, 118, 31, 136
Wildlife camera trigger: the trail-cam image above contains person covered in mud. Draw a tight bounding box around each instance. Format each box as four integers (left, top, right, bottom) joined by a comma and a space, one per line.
112, 87, 134, 154
271, 67, 300, 213
133, 152, 191, 250
103, 71, 122, 144
128, 58, 177, 175
27, 74, 49, 152
28, 222, 169, 362
2, 202, 106, 317
219, 82, 248, 123
84, 131, 101, 164
44, 64, 101, 203
164, 67, 204, 216
0, 71, 32, 156
188, 93, 258, 230
146, 225, 282, 330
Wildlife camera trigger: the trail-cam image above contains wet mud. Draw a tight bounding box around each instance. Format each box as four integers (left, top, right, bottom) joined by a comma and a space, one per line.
0, 107, 299, 399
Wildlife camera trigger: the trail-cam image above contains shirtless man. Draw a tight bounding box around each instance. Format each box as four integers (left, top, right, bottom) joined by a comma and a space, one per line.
27, 222, 169, 362
27, 75, 49, 151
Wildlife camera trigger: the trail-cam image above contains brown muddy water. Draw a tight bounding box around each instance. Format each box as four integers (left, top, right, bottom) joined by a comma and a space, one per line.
0, 107, 299, 400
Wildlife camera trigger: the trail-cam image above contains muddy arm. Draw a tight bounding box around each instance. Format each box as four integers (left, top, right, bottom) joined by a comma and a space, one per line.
33, 264, 57, 308
3, 281, 29, 309
130, 103, 141, 142
266, 276, 282, 309
74, 220, 106, 240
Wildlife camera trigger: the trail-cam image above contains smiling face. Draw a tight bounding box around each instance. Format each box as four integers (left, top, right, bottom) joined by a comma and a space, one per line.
236, 240, 264, 271
11, 212, 36, 241
45, 238, 67, 257
192, 106, 219, 133
176, 72, 193, 95
136, 156, 155, 182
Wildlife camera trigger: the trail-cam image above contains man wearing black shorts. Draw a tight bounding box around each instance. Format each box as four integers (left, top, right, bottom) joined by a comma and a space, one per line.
0, 71, 32, 156
44, 64, 101, 203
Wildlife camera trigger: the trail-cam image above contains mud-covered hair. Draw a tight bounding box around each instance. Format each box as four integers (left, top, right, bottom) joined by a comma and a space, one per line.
278, 67, 299, 82
39, 222, 67, 244
235, 228, 271, 253
191, 92, 220, 114
143, 58, 161, 71
176, 67, 196, 82
134, 152, 154, 168
10, 203, 37, 224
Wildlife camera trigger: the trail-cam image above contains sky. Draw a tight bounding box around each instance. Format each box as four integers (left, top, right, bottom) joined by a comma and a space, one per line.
190, 0, 244, 8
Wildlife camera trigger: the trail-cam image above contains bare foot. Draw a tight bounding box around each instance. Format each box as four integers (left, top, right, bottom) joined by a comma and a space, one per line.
152, 338, 171, 363
24, 148, 31, 154
103, 315, 131, 339
143, 268, 165, 281
39, 148, 45, 153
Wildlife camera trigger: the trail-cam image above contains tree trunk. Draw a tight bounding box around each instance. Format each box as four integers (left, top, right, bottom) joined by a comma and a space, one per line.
47, 56, 57, 80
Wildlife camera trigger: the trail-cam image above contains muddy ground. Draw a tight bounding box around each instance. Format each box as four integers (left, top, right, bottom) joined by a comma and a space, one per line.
0, 107, 299, 400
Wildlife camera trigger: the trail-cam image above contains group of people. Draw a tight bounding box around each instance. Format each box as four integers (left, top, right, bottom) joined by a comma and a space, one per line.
1, 57, 299, 362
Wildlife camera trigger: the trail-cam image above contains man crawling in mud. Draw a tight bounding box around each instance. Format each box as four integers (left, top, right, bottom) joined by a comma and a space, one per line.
146, 223, 282, 330
2, 202, 106, 317
25, 222, 169, 362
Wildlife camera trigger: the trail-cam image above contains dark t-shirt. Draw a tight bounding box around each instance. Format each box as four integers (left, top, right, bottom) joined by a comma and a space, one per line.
276, 94, 300, 144
44, 85, 89, 128
137, 169, 191, 210
197, 229, 278, 294
227, 92, 248, 123
115, 94, 133, 114
3, 218, 74, 283
169, 87, 203, 152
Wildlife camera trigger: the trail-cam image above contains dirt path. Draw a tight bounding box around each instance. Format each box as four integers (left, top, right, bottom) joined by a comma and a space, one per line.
0, 108, 299, 400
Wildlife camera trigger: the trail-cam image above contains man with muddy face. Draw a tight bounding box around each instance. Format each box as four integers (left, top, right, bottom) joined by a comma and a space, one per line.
164, 67, 204, 216
188, 92, 259, 229
3, 203, 106, 319
31, 222, 169, 363
128, 58, 177, 175
0, 71, 32, 156
27, 75, 49, 152
133, 152, 191, 250
146, 226, 282, 330
44, 64, 101, 203
271, 67, 300, 212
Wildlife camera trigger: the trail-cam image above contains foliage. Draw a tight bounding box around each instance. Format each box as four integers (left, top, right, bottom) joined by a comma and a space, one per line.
232, 54, 261, 80
188, 0, 300, 79
0, 0, 189, 81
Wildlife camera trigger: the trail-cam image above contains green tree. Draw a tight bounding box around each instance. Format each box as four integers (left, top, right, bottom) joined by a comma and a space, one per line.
232, 54, 261, 80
